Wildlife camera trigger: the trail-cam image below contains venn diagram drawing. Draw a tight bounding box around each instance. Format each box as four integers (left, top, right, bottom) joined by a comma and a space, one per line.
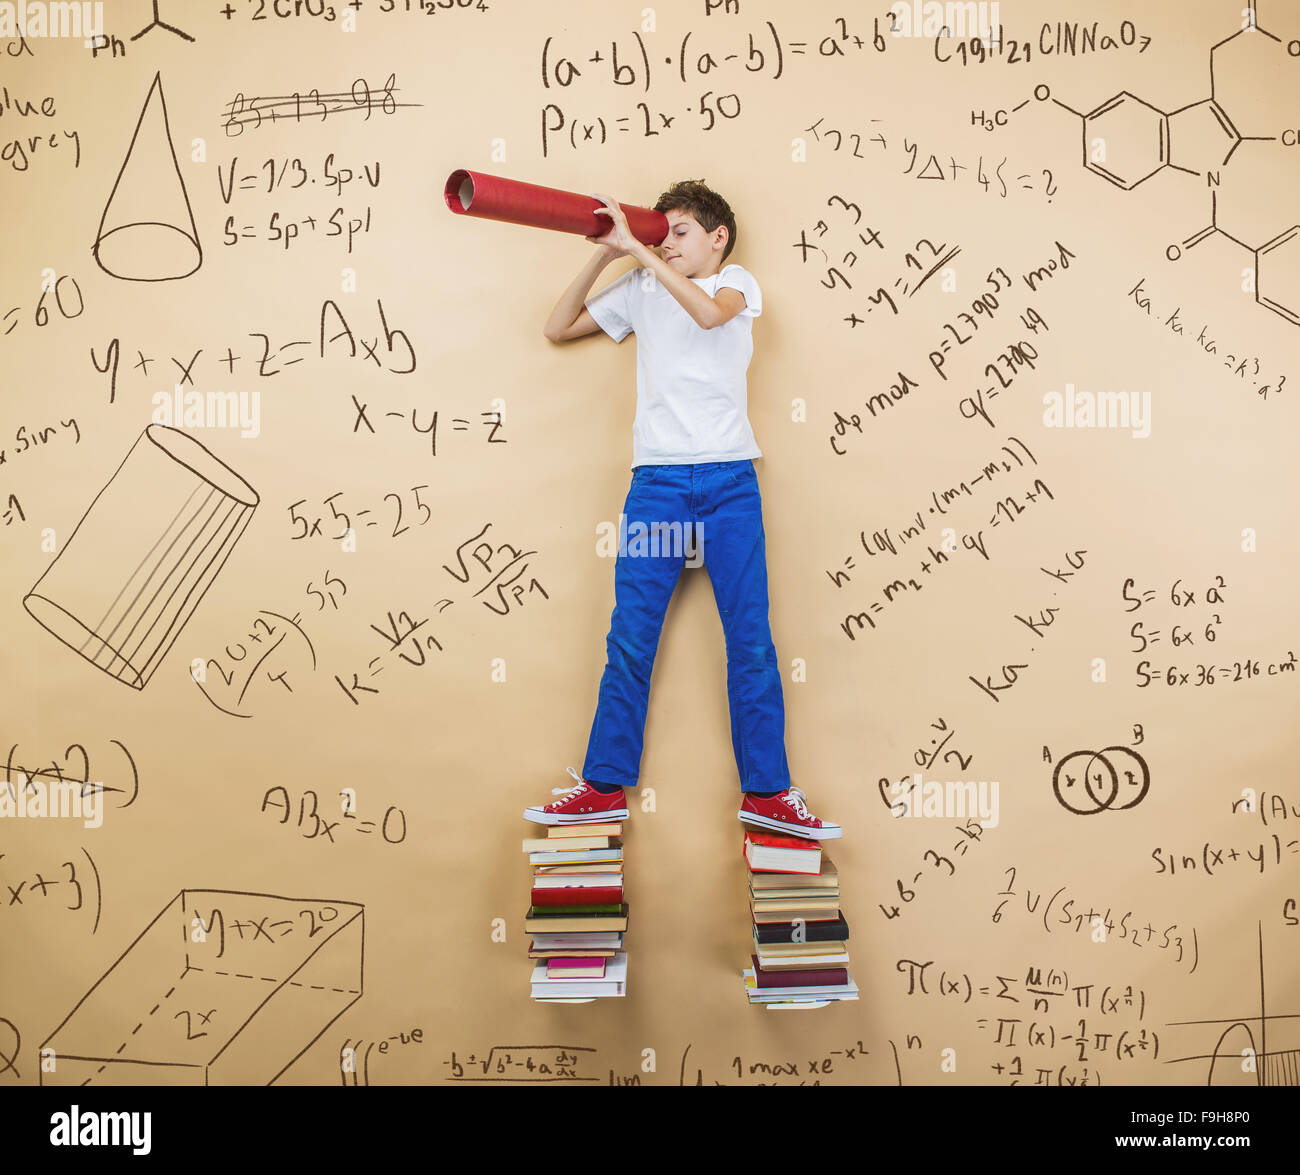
1052, 746, 1151, 815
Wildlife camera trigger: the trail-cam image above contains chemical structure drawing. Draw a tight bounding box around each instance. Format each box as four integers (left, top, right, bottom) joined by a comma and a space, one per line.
995, 3, 1300, 326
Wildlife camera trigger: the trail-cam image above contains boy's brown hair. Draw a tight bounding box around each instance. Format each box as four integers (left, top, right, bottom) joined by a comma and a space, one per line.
653, 180, 737, 262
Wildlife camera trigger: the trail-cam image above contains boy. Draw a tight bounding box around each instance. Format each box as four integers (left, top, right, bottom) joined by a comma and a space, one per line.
524, 180, 839, 841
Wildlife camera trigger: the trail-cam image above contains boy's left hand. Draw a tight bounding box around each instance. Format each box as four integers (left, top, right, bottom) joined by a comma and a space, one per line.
587, 193, 643, 256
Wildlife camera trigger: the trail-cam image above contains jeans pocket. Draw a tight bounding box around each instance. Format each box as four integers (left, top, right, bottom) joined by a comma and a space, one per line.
725, 460, 754, 487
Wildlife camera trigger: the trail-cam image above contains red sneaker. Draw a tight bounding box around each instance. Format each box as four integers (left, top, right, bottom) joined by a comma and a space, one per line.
524, 767, 630, 825
739, 786, 841, 840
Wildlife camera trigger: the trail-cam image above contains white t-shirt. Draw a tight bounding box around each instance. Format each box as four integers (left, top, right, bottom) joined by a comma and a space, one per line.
584, 262, 764, 468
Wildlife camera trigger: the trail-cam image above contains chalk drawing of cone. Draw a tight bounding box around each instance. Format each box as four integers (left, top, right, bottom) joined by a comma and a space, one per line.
93, 72, 202, 281
23, 426, 258, 690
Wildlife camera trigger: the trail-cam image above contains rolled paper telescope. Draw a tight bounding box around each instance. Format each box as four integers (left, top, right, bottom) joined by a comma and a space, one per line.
444, 169, 669, 246
23, 425, 259, 690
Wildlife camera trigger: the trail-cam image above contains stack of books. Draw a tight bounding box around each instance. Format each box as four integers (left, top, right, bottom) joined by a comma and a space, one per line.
741, 830, 858, 1009
524, 821, 628, 1001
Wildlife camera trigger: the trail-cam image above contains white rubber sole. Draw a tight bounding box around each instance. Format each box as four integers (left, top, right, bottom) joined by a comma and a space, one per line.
524, 807, 630, 825
738, 810, 842, 840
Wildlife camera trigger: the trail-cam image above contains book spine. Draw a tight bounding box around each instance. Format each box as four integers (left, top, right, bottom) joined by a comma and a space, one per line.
753, 918, 847, 944
530, 886, 623, 907
529, 852, 624, 864
750, 954, 848, 987
744, 850, 821, 874
527, 903, 624, 916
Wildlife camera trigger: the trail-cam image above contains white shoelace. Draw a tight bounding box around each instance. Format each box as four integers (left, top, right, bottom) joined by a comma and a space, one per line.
782, 787, 811, 818
551, 765, 588, 796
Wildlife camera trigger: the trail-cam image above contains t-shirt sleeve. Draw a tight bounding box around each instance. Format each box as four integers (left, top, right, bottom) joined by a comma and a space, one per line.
584, 267, 639, 341
716, 264, 762, 318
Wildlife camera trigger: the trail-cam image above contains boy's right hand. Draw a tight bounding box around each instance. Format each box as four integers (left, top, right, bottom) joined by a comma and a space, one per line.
586, 194, 638, 258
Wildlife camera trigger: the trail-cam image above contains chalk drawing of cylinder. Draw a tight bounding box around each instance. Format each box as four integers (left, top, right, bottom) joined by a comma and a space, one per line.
93, 71, 203, 281
23, 425, 258, 690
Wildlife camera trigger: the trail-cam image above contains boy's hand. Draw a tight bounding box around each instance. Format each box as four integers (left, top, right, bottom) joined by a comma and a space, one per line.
586, 193, 642, 257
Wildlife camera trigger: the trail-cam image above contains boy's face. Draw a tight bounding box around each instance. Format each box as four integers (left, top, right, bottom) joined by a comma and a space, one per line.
659, 209, 726, 278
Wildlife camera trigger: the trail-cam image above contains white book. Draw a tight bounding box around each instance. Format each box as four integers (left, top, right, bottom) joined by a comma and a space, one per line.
533, 863, 624, 876
521, 835, 616, 853
532, 875, 625, 889
530, 952, 628, 998
530, 932, 623, 949
755, 948, 851, 967
529, 848, 624, 865
745, 838, 823, 875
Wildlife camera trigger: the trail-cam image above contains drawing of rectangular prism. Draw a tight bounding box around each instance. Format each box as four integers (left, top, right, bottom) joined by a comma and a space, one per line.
41, 889, 364, 1086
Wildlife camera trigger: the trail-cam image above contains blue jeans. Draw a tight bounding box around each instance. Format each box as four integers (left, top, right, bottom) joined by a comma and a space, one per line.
582, 459, 792, 794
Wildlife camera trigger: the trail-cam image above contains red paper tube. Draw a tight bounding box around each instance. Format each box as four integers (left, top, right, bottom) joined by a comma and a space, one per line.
444, 169, 669, 246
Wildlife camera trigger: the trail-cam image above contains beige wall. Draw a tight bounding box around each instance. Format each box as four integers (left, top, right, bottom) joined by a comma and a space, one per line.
1, 0, 1297, 1086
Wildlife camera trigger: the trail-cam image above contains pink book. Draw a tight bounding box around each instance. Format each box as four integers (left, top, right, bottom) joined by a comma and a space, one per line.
546, 957, 607, 977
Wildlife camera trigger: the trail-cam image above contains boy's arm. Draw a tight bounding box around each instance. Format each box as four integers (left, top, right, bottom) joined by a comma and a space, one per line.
543, 246, 625, 342
709, 287, 748, 326
590, 194, 743, 330
638, 252, 747, 329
